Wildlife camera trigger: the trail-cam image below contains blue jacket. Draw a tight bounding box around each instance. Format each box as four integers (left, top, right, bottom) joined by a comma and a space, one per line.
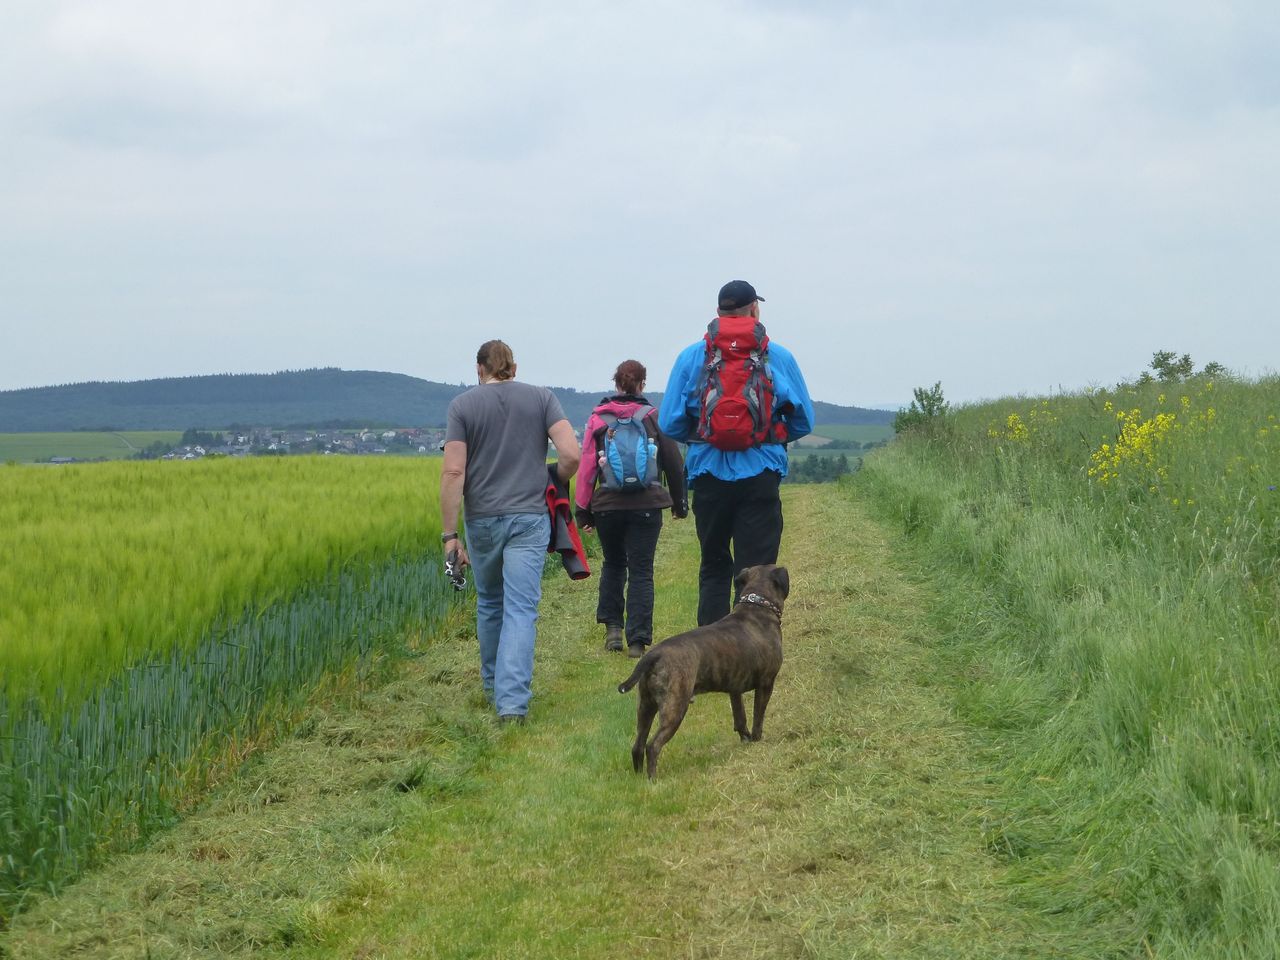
658, 337, 815, 481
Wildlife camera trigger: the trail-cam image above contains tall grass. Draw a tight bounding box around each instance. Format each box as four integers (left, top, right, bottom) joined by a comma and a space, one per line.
0, 457, 455, 925
853, 375, 1280, 956
0, 456, 441, 703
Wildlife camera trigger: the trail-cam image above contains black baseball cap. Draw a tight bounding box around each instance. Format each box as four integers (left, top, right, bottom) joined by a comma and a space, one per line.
717, 280, 765, 311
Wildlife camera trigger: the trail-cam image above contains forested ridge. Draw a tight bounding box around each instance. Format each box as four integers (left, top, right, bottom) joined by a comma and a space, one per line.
0, 368, 893, 432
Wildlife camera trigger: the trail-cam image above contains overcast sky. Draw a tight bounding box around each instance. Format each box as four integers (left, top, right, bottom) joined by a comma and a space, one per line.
2, 1, 1277, 407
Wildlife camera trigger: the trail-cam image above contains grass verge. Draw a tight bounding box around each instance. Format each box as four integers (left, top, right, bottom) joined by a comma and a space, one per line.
855, 375, 1280, 958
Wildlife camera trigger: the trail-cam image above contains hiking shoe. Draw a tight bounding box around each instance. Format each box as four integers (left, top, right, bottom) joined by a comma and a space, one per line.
627, 642, 646, 659
604, 624, 625, 652
498, 714, 526, 726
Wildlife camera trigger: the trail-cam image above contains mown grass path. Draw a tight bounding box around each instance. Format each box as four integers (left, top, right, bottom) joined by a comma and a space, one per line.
3, 486, 1112, 958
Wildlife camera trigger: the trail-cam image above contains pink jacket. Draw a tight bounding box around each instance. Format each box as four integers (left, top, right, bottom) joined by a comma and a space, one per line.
575, 396, 686, 516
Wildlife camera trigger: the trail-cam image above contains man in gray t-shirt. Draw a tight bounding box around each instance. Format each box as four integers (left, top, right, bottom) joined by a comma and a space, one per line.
440, 340, 581, 723
445, 380, 567, 520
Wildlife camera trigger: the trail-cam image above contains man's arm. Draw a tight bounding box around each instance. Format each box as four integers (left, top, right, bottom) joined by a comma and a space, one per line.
658, 345, 698, 442
440, 440, 469, 564
774, 346, 815, 442
548, 419, 581, 484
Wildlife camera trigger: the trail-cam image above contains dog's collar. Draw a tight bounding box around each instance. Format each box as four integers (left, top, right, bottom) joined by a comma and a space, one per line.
737, 592, 782, 621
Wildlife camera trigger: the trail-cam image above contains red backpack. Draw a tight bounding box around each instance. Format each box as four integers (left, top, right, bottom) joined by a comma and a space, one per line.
695, 317, 788, 451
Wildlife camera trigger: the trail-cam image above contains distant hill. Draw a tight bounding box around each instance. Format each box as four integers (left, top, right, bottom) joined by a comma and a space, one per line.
0, 369, 894, 432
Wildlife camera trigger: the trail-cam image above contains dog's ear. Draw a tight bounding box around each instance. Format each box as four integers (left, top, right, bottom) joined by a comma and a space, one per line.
734, 567, 752, 595
770, 566, 790, 600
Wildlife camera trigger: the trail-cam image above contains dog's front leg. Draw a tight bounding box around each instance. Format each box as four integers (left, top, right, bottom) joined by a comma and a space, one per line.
750, 680, 775, 742
729, 692, 750, 742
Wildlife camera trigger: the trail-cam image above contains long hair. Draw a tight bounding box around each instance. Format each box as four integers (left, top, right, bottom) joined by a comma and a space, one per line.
613, 359, 646, 395
476, 340, 516, 381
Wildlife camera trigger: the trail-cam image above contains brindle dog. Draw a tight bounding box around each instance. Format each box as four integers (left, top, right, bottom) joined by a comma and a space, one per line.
617, 564, 788, 779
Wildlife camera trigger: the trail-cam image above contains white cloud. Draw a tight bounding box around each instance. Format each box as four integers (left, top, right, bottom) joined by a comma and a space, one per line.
1, 1, 1278, 405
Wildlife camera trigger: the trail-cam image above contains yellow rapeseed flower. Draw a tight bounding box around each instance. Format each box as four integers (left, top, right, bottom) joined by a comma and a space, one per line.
1088, 411, 1177, 485
1005, 413, 1030, 442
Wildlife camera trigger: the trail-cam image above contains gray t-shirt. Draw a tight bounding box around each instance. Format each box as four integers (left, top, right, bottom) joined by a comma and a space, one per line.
445, 380, 567, 520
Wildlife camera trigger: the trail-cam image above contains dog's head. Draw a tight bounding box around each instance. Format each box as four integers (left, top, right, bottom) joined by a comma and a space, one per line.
734, 564, 790, 611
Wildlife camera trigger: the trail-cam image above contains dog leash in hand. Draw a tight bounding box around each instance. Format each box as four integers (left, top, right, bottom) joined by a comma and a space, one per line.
736, 592, 782, 621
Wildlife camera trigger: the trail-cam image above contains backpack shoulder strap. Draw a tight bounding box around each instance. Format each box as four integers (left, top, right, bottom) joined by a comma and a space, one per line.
588, 409, 616, 446
639, 407, 660, 438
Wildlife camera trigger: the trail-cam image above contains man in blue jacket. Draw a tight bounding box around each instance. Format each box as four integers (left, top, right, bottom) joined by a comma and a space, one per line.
659, 280, 814, 626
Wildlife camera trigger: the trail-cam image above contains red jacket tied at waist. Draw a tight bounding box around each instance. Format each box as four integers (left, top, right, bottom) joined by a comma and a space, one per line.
546, 465, 590, 580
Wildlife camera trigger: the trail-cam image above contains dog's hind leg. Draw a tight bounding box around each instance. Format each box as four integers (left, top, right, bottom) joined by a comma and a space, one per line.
749, 679, 775, 742
632, 692, 658, 773
645, 696, 691, 780
729, 692, 750, 742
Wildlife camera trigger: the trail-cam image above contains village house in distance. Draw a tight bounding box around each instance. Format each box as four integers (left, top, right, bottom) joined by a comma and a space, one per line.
152, 427, 448, 461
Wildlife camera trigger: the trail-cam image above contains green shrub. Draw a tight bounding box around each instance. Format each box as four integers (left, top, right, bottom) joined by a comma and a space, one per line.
893, 382, 951, 435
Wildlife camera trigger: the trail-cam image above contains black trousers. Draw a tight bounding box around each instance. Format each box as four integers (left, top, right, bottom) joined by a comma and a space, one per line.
691, 470, 783, 626
594, 508, 664, 646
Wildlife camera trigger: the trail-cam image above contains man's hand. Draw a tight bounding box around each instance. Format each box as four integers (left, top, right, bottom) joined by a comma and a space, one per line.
444, 538, 470, 568
444, 538, 470, 592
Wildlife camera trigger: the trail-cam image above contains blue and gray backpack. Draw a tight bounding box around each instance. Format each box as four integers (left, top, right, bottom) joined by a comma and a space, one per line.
596, 411, 660, 493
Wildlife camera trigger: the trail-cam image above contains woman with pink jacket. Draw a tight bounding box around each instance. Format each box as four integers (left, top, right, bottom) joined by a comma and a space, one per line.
575, 360, 687, 657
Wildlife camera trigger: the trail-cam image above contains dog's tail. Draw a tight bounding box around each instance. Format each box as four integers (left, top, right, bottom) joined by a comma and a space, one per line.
617, 654, 655, 694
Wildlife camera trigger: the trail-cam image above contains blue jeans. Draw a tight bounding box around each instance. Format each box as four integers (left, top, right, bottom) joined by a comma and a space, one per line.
465, 512, 550, 717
